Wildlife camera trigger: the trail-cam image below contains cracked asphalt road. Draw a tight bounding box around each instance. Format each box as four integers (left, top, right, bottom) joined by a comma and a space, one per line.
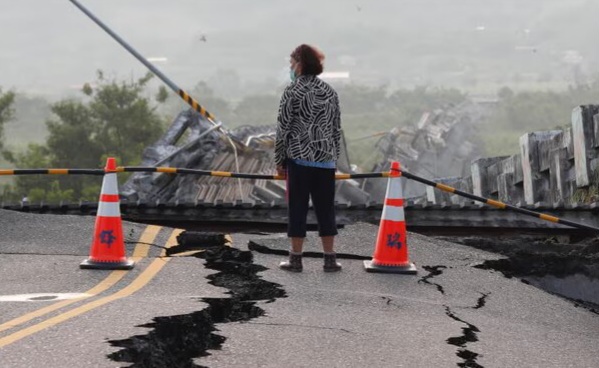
212, 223, 599, 368
0, 210, 598, 367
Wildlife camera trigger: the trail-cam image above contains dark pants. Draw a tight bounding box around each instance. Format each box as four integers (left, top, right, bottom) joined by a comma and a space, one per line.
286, 160, 338, 238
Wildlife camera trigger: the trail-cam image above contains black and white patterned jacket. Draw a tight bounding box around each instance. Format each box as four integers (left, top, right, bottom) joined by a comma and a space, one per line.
275, 75, 341, 166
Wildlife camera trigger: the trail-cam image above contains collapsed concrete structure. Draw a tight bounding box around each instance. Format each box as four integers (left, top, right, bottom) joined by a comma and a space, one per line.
120, 110, 363, 205
121, 101, 485, 206
425, 105, 599, 206
363, 101, 486, 200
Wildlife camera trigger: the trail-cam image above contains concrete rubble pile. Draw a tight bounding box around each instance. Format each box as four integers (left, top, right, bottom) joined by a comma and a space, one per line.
121, 101, 487, 206
364, 100, 487, 202
120, 109, 365, 206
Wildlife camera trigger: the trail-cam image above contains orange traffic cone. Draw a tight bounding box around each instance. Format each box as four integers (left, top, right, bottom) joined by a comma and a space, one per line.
364, 161, 417, 274
80, 157, 134, 270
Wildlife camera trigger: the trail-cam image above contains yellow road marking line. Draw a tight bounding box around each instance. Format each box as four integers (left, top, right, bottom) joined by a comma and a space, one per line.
131, 225, 162, 259
172, 233, 232, 257
0, 228, 182, 348
160, 230, 181, 257
0, 225, 162, 334
170, 250, 203, 257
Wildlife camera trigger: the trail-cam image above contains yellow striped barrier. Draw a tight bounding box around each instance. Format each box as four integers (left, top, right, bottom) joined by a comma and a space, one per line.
2, 164, 597, 233
117, 166, 389, 181
398, 169, 599, 233
0, 169, 104, 176
0, 166, 388, 180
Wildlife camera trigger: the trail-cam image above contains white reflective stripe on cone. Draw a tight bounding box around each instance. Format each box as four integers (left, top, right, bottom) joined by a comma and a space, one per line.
386, 177, 403, 199
101, 174, 119, 195
97, 201, 121, 217
382, 206, 405, 222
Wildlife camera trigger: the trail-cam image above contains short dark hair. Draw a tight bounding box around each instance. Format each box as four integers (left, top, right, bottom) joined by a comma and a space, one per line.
290, 44, 324, 76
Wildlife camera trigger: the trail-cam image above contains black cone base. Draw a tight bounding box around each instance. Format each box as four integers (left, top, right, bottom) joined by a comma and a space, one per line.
364, 260, 417, 274
80, 258, 135, 270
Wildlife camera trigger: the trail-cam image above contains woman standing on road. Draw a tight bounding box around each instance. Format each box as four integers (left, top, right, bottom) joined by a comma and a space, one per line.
275, 44, 342, 273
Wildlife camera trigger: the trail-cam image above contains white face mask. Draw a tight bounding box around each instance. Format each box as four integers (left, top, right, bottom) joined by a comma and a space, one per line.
290, 68, 297, 82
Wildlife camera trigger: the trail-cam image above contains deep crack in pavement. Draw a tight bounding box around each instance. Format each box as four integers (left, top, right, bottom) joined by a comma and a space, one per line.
445, 306, 483, 368
106, 245, 287, 368
248, 240, 371, 260
440, 235, 599, 311
418, 265, 447, 294
474, 257, 599, 312
417, 264, 486, 367
472, 293, 490, 309
442, 235, 599, 280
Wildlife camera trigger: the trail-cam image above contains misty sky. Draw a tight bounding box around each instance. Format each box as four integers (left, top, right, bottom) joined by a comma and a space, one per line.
2, 0, 598, 97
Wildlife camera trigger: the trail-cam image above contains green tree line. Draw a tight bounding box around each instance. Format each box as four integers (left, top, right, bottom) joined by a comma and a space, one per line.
0, 88, 16, 154
480, 81, 599, 155
1, 72, 164, 203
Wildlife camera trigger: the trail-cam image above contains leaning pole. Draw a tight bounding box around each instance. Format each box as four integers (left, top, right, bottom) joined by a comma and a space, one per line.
68, 0, 245, 193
